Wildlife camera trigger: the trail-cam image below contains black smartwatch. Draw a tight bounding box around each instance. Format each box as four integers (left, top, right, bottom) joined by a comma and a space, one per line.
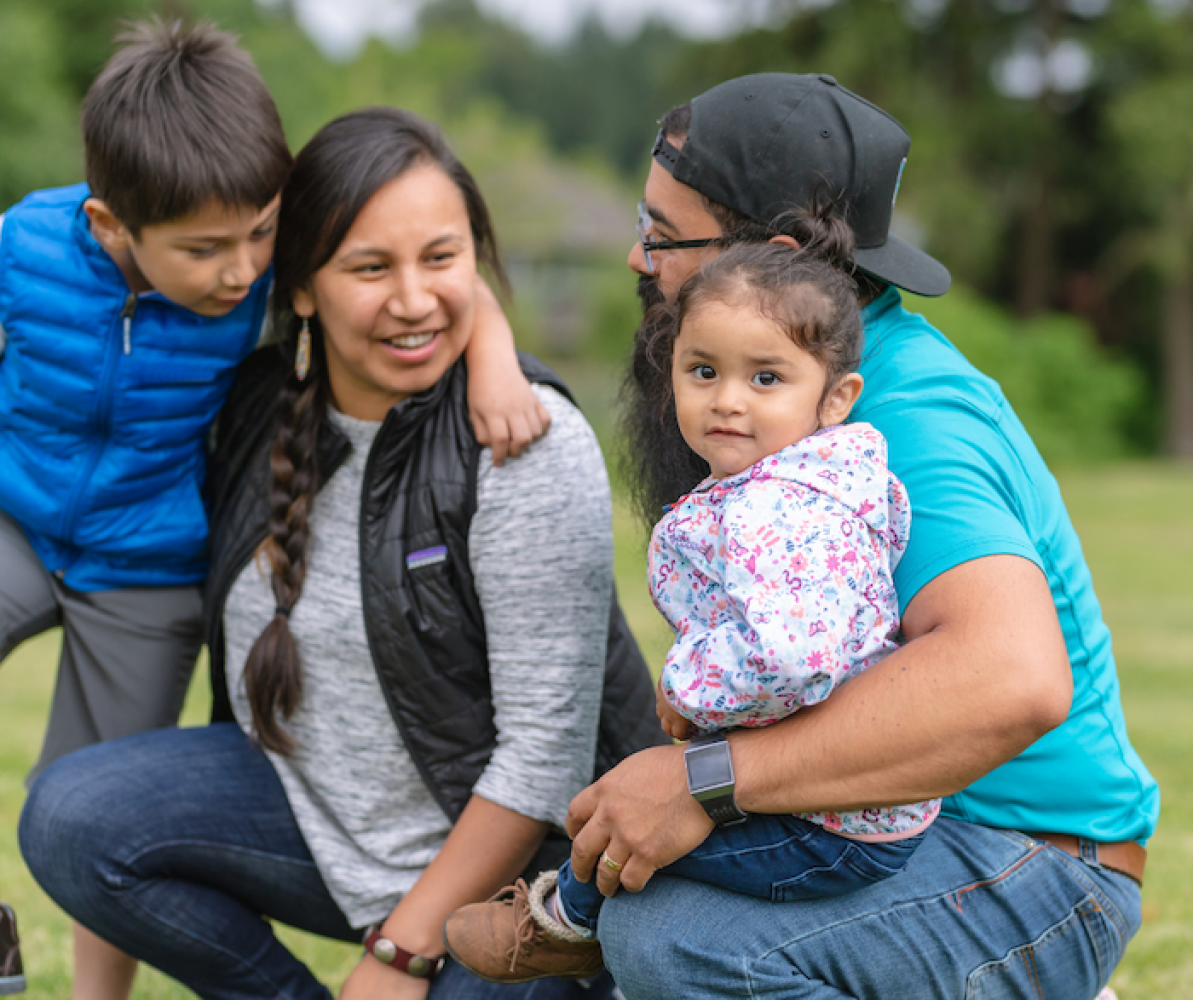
684, 732, 748, 826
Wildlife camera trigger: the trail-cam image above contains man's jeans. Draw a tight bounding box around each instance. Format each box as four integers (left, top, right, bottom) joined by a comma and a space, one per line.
597, 815, 1142, 999
18, 724, 615, 1000
557, 815, 925, 933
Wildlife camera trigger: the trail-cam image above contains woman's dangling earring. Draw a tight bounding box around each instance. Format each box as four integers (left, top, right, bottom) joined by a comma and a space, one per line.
295, 317, 312, 382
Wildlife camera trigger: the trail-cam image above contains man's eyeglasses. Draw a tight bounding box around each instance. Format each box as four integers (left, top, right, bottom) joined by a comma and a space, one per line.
637, 200, 722, 274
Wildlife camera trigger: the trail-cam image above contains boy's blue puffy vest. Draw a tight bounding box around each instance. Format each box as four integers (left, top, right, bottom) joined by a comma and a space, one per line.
0, 184, 270, 591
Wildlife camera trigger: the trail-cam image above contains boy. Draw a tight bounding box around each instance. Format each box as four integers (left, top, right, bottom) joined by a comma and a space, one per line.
0, 20, 543, 999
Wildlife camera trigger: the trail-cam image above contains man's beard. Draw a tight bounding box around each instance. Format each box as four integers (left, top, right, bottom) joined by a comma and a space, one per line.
616, 274, 709, 527
636, 273, 664, 312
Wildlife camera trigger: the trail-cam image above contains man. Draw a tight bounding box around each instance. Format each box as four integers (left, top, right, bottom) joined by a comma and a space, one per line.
568, 73, 1155, 998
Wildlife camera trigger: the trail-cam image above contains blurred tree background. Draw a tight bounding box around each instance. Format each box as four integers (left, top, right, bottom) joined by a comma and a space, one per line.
2, 0, 1193, 459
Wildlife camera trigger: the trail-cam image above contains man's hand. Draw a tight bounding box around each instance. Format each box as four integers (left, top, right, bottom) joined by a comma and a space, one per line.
339, 956, 430, 1000
655, 678, 693, 741
566, 744, 714, 897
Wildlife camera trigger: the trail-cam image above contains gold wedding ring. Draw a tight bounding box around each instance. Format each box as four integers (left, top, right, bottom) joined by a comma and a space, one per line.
600, 852, 624, 873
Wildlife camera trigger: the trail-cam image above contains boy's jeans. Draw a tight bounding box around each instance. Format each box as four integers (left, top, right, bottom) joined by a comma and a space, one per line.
597, 815, 1141, 999
557, 814, 925, 932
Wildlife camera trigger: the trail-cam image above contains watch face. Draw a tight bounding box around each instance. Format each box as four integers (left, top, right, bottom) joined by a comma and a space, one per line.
686, 742, 734, 790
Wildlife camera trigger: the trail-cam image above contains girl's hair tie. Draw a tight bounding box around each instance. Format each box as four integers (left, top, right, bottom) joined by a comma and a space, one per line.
275, 605, 292, 619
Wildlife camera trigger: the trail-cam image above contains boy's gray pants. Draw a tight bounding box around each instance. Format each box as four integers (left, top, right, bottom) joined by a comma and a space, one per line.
0, 509, 203, 786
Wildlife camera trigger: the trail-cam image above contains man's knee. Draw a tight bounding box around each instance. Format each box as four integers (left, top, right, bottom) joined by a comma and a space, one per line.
598, 889, 667, 1000
598, 878, 737, 1000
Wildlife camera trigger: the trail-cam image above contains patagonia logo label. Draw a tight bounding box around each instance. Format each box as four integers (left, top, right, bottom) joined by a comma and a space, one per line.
406, 545, 447, 570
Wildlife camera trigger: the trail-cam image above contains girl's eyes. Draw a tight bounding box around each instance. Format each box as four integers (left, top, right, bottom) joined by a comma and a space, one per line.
692, 364, 716, 381
186, 247, 218, 260
753, 371, 780, 387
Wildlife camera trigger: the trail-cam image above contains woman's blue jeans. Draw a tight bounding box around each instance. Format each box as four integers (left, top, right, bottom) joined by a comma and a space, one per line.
596, 815, 1142, 999
557, 816, 924, 932
18, 723, 614, 1000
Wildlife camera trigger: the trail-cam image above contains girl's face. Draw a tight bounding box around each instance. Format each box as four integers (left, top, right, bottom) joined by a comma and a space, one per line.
292, 163, 477, 421
672, 297, 862, 480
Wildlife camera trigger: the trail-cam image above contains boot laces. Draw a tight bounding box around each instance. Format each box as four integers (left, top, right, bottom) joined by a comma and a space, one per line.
498, 879, 547, 973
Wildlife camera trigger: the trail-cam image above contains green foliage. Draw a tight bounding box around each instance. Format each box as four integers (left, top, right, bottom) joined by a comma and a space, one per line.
581, 259, 644, 361
907, 286, 1145, 463
0, 0, 1179, 461
1108, 71, 1193, 273
0, 4, 82, 211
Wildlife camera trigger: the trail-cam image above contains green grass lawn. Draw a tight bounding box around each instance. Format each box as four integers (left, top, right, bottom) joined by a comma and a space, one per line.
1, 462, 1189, 997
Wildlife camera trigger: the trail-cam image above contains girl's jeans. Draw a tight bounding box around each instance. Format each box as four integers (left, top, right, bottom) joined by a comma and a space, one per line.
19, 723, 615, 1000
597, 815, 1142, 1000
557, 814, 926, 932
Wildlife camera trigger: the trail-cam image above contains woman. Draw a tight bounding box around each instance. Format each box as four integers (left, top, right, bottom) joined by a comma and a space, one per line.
19, 107, 661, 1000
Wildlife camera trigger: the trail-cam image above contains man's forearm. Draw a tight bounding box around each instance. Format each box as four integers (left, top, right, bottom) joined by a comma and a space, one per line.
567, 554, 1072, 888
730, 554, 1072, 814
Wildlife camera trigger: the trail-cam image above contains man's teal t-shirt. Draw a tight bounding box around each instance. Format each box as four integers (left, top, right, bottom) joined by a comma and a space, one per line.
852, 288, 1158, 844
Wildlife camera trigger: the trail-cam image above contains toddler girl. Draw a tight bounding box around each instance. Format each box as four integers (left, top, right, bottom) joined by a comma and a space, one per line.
444, 233, 940, 983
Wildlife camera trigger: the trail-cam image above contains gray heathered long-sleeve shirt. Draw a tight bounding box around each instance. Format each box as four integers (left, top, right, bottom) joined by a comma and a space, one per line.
223, 385, 613, 928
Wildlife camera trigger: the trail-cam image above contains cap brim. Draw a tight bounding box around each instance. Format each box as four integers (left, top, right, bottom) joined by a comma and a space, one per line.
853, 233, 951, 298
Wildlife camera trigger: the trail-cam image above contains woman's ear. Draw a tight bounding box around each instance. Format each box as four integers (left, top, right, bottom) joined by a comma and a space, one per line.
820, 373, 864, 427
292, 287, 316, 318
83, 198, 132, 251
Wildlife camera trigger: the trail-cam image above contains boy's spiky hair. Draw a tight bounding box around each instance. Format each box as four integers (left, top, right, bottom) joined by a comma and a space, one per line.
82, 19, 292, 233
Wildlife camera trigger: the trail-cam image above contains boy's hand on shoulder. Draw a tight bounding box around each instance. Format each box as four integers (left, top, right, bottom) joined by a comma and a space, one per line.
469, 374, 551, 467
465, 276, 551, 466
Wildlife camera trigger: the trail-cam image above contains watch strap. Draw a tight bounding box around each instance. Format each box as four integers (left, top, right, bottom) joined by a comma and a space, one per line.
362, 926, 444, 979
696, 791, 750, 826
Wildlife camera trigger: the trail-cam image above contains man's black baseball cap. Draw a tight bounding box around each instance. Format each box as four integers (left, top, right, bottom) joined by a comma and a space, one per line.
654, 72, 950, 297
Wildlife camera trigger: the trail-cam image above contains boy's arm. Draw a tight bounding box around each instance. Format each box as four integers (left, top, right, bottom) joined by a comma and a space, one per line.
465, 278, 550, 466
660, 482, 878, 731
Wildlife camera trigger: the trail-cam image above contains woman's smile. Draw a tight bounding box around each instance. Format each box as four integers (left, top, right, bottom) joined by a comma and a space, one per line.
380, 330, 440, 361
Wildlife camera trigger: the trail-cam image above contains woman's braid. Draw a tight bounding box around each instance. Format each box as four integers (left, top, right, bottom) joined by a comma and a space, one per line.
241, 364, 325, 755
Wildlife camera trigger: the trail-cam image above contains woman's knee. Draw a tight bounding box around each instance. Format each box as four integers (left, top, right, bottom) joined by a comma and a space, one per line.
19, 728, 209, 900
19, 743, 127, 905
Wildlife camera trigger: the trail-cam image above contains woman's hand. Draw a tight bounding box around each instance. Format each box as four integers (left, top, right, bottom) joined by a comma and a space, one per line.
656, 677, 693, 741
338, 955, 430, 1000
566, 744, 713, 897
465, 277, 551, 465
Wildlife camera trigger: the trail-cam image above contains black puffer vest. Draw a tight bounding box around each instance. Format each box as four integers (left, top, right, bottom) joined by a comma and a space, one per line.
205, 348, 665, 866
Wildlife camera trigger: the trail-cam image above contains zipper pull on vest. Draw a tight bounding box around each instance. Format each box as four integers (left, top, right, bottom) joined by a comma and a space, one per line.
121, 294, 136, 355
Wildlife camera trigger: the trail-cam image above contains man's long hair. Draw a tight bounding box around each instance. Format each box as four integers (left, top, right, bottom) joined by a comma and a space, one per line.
617, 276, 710, 526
